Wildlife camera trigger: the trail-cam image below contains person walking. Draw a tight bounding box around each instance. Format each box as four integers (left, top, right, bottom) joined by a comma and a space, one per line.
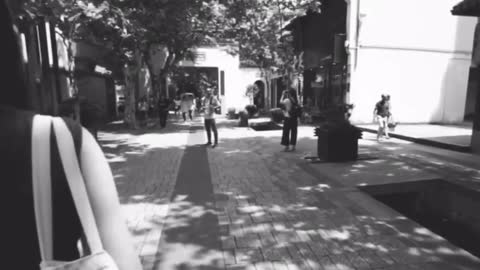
195, 96, 202, 115
0, 1, 142, 269
157, 95, 170, 128
201, 89, 221, 148
173, 95, 181, 118
373, 94, 391, 140
280, 88, 300, 152
180, 94, 194, 121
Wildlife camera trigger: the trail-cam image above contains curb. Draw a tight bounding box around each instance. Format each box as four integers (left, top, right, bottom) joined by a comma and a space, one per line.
358, 127, 471, 153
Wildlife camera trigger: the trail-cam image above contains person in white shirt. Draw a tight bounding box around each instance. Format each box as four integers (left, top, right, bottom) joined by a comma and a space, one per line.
180, 95, 194, 121
173, 95, 181, 117
280, 88, 299, 151
201, 89, 221, 148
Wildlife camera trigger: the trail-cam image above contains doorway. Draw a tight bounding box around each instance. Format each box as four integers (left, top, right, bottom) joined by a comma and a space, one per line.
253, 80, 265, 110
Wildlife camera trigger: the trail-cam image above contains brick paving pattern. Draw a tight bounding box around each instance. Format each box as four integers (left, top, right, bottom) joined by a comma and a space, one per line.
99, 118, 480, 270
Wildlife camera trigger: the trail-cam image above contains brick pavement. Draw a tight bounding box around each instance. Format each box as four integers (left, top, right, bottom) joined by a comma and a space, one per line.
99, 120, 190, 268
99, 118, 480, 270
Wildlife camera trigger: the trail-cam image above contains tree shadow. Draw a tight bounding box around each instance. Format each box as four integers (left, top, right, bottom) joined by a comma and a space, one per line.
200, 126, 480, 269
98, 121, 480, 270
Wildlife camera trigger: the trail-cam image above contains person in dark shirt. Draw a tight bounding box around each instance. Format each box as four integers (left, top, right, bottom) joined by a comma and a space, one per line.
373, 94, 391, 141
157, 94, 170, 128
280, 88, 300, 151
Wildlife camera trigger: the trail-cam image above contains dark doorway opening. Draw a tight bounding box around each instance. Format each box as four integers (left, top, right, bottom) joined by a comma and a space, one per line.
253, 80, 265, 110
361, 179, 480, 259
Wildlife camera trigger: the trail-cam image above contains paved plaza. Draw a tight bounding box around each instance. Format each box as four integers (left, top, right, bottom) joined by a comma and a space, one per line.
99, 116, 480, 270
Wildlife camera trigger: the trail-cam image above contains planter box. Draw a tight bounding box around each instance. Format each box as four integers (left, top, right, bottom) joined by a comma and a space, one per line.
269, 108, 284, 123
238, 111, 249, 127
316, 125, 360, 162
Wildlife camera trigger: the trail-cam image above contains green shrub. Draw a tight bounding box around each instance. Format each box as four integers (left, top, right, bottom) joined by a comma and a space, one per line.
245, 104, 258, 117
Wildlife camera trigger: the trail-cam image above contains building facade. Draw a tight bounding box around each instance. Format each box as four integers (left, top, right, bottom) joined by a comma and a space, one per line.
177, 45, 264, 114
285, 0, 477, 125
346, 0, 477, 124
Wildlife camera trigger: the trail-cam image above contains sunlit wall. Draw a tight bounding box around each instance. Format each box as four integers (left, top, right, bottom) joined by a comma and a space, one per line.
348, 0, 477, 124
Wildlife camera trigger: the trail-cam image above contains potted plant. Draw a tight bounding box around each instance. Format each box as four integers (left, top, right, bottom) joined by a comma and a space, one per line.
238, 109, 249, 127
245, 104, 258, 118
227, 107, 238, 119
314, 103, 362, 162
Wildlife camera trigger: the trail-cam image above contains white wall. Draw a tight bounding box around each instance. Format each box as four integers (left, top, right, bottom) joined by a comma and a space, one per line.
348, 0, 477, 124
178, 47, 263, 113
234, 68, 265, 110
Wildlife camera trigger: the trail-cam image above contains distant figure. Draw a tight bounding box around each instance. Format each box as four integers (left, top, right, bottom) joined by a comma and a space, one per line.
148, 94, 156, 118
373, 94, 391, 140
191, 97, 197, 116
180, 94, 194, 121
157, 95, 170, 128
384, 95, 397, 131
303, 97, 314, 123
195, 96, 202, 114
280, 88, 300, 151
138, 96, 149, 127
201, 89, 221, 148
173, 95, 181, 117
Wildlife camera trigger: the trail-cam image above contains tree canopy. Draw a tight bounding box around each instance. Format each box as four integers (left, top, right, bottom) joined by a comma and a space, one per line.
221, 0, 322, 74
19, 0, 324, 75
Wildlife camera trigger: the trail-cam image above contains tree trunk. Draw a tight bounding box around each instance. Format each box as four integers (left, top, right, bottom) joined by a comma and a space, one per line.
123, 64, 138, 128
262, 69, 272, 110
145, 54, 159, 98
123, 52, 143, 129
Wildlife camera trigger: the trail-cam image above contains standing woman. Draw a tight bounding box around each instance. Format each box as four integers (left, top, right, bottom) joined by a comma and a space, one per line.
280, 88, 300, 152
173, 94, 181, 118
0, 1, 142, 269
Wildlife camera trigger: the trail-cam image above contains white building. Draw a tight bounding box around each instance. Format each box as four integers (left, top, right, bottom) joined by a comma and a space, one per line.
177, 45, 264, 114
345, 0, 478, 124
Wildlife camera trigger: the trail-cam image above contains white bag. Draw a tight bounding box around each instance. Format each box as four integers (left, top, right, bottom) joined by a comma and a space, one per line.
32, 115, 119, 270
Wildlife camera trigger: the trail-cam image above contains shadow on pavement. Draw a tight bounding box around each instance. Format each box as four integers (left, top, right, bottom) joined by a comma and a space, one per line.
200, 126, 480, 269
97, 120, 480, 270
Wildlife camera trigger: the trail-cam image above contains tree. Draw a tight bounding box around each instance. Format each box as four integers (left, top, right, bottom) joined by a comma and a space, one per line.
220, 0, 322, 105
21, 0, 230, 128
21, 0, 322, 127
22, 0, 127, 95
94, 0, 236, 127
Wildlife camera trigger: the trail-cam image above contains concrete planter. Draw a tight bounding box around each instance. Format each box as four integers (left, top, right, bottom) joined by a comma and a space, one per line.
238, 110, 249, 127
269, 108, 284, 123
315, 123, 362, 162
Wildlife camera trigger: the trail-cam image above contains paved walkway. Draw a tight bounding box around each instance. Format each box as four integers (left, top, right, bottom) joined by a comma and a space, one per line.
357, 123, 473, 152
99, 116, 480, 270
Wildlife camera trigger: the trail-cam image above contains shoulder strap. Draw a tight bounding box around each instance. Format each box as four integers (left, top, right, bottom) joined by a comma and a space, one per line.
32, 115, 54, 261
51, 117, 104, 254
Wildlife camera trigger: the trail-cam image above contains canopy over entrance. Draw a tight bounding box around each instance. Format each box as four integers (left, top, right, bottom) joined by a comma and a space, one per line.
451, 0, 480, 16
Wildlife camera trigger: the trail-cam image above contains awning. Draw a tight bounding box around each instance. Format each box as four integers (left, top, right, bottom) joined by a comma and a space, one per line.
451, 0, 480, 16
